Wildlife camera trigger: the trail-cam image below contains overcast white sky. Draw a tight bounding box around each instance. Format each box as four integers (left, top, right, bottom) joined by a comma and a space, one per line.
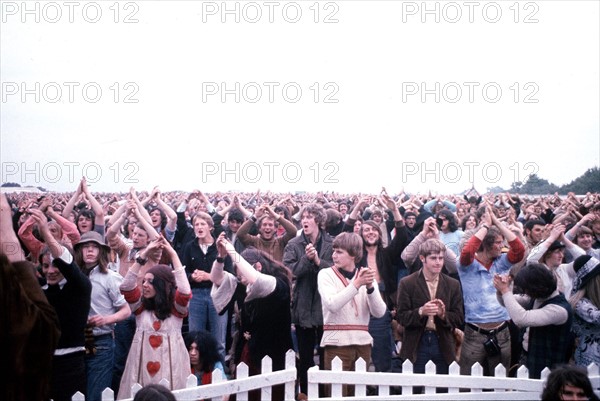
1, 0, 599, 195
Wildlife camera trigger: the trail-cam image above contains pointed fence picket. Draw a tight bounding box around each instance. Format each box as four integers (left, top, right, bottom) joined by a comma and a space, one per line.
306, 358, 600, 401
70, 353, 599, 401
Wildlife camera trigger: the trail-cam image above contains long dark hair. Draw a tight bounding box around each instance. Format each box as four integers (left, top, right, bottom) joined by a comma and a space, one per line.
74, 244, 110, 275
514, 262, 556, 299
541, 364, 599, 401
437, 209, 459, 232
240, 247, 292, 288
184, 330, 224, 373
142, 265, 176, 320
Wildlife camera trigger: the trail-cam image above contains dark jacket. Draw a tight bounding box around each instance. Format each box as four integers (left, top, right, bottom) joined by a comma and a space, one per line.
181, 240, 233, 289
526, 295, 573, 379
356, 222, 410, 310
283, 230, 333, 328
43, 258, 92, 350
397, 270, 464, 365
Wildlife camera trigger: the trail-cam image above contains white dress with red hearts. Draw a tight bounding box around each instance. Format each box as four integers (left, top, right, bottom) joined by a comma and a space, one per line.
117, 270, 191, 400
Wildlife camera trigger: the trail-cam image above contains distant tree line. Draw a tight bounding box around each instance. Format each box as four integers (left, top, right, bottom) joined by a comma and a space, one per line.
492, 167, 600, 195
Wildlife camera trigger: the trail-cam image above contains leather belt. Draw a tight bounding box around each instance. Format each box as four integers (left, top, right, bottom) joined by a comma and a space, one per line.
467, 322, 508, 336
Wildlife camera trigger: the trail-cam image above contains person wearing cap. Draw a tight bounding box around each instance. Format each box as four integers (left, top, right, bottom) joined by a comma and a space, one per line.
29, 207, 92, 401
403, 211, 418, 236
570, 254, 600, 367
527, 224, 586, 297
494, 263, 573, 379
73, 231, 131, 401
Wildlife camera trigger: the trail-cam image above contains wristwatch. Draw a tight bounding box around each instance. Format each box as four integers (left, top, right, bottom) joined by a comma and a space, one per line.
135, 252, 148, 266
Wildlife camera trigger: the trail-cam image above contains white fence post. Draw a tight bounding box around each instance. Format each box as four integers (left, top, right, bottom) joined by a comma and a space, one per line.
448, 361, 460, 393
236, 362, 250, 401
330, 356, 343, 398
307, 365, 319, 399
260, 355, 273, 401
401, 359, 413, 395
354, 357, 367, 397
424, 361, 437, 394
493, 363, 507, 392
284, 349, 297, 401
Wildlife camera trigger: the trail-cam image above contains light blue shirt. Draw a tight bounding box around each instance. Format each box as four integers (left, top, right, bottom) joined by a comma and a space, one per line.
458, 255, 512, 324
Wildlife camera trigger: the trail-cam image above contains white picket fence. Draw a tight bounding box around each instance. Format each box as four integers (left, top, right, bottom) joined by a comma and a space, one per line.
72, 349, 298, 401
71, 351, 600, 401
307, 358, 600, 401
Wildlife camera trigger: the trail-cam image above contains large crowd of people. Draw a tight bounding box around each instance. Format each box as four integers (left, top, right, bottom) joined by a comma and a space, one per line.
2, 179, 600, 401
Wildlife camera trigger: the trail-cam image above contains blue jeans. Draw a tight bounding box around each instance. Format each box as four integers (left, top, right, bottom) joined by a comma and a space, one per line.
189, 287, 228, 360
112, 314, 136, 394
86, 334, 114, 401
368, 309, 393, 372
414, 331, 448, 374
413, 331, 449, 394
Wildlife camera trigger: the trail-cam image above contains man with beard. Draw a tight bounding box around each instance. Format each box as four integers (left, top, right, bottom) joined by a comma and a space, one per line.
458, 206, 525, 376
348, 190, 410, 373
283, 203, 333, 398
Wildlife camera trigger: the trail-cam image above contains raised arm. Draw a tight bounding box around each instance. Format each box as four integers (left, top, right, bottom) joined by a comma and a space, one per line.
1, 194, 26, 262
47, 206, 81, 245
155, 190, 177, 234
129, 187, 154, 227
17, 214, 43, 260
62, 180, 83, 219
80, 177, 105, 229
222, 235, 260, 285
161, 236, 190, 295
132, 206, 159, 241
28, 208, 63, 259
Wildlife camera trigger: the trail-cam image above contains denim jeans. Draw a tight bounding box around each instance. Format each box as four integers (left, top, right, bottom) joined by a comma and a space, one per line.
368, 309, 393, 372
85, 334, 114, 401
189, 287, 228, 360
414, 331, 448, 374
112, 314, 136, 394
